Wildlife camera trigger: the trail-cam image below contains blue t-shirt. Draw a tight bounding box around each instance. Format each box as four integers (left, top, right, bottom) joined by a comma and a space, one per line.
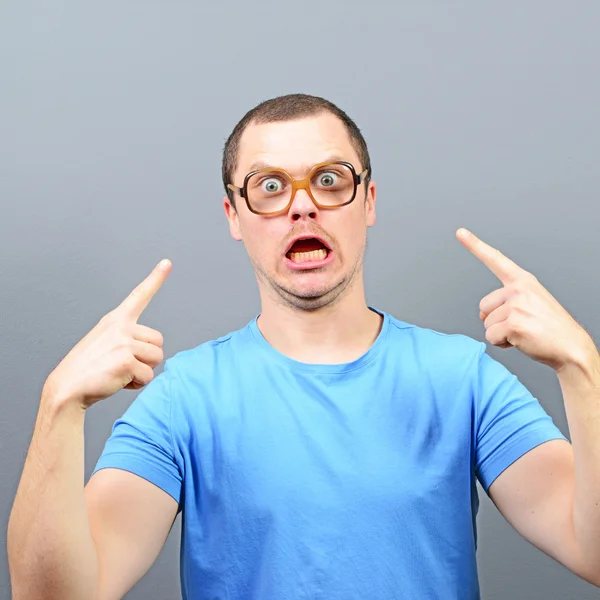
92, 309, 566, 600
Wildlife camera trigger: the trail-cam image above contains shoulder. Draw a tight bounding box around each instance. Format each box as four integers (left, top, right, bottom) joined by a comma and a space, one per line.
385, 311, 484, 355
382, 310, 486, 376
165, 320, 252, 377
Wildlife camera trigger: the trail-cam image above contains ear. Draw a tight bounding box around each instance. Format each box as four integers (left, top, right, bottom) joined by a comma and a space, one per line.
223, 196, 242, 241
365, 180, 376, 227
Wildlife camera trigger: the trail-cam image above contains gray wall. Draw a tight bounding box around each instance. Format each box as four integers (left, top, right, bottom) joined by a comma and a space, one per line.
2, 2, 599, 598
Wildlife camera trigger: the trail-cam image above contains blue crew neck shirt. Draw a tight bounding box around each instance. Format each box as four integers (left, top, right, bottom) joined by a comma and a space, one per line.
92, 309, 566, 599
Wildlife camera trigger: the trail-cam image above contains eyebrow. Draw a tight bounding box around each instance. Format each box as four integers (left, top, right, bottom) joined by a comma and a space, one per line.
247, 154, 350, 173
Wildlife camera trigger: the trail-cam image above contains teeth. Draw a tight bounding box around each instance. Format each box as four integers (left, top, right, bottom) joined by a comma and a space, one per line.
289, 248, 327, 263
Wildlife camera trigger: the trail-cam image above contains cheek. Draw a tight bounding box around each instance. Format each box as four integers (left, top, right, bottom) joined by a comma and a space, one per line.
335, 216, 367, 256
241, 222, 280, 263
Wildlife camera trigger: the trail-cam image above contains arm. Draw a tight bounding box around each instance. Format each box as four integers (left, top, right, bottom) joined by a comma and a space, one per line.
8, 388, 179, 600
8, 259, 175, 599
86, 468, 178, 600
7, 392, 100, 600
489, 348, 600, 587
455, 227, 600, 585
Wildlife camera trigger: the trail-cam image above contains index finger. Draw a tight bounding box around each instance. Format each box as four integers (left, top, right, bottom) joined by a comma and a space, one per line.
117, 259, 172, 320
457, 228, 523, 284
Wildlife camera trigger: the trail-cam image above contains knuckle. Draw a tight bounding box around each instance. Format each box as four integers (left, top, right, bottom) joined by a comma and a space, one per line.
100, 311, 116, 325
121, 352, 137, 371
520, 272, 536, 287
129, 285, 143, 299
146, 352, 162, 370
507, 314, 521, 332
123, 342, 137, 359
155, 347, 164, 365
508, 283, 523, 297
114, 334, 133, 354
141, 365, 155, 385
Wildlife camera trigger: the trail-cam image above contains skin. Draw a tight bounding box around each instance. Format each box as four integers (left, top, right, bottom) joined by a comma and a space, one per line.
224, 113, 382, 364
457, 228, 600, 585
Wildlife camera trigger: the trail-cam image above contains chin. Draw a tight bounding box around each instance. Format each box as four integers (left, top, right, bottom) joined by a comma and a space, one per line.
277, 279, 347, 310
285, 294, 337, 311
282, 273, 335, 296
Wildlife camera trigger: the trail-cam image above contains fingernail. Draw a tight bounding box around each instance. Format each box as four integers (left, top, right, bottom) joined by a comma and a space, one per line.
158, 259, 170, 271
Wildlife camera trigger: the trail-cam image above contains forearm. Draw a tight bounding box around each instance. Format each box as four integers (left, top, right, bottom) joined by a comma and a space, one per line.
7, 386, 100, 600
557, 339, 600, 575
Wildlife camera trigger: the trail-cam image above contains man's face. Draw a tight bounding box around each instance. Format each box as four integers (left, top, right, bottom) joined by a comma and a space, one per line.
224, 113, 376, 310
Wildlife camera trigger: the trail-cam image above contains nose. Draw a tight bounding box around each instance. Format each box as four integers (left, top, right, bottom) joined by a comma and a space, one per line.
287, 188, 319, 223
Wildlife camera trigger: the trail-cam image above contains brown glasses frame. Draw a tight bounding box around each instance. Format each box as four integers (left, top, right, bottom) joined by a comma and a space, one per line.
227, 160, 370, 216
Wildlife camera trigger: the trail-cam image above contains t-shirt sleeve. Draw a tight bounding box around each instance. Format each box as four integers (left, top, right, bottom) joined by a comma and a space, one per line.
91, 358, 183, 506
473, 342, 568, 493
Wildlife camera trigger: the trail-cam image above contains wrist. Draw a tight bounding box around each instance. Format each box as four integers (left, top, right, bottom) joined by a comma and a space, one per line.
41, 377, 87, 414
557, 338, 600, 387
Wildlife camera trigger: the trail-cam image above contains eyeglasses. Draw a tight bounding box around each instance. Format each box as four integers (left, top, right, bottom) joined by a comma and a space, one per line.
227, 160, 370, 216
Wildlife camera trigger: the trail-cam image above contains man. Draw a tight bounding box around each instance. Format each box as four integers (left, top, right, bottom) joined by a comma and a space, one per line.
8, 93, 600, 600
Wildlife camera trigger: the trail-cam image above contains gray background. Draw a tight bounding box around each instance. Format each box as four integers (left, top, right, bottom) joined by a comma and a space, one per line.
1, 1, 599, 599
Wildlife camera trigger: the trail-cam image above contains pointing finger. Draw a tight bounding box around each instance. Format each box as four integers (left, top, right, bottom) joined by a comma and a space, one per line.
117, 259, 171, 321
457, 228, 524, 284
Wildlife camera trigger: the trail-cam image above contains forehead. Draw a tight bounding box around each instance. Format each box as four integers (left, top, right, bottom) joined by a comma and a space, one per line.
235, 113, 360, 176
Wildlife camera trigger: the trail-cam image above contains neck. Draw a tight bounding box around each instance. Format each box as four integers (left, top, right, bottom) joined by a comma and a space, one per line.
256, 276, 382, 364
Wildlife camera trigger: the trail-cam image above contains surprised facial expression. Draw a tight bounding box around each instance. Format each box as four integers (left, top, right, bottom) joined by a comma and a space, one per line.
224, 113, 376, 310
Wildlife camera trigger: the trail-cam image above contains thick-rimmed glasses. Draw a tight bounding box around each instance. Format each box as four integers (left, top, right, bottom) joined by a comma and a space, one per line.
227, 160, 370, 216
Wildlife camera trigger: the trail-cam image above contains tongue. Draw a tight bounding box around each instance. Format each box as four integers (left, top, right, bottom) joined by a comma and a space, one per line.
289, 238, 326, 253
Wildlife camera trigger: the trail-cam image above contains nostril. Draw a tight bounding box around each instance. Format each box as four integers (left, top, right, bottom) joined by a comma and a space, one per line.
291, 211, 318, 221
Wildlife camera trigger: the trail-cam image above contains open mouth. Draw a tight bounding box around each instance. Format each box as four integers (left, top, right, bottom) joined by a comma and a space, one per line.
285, 237, 331, 264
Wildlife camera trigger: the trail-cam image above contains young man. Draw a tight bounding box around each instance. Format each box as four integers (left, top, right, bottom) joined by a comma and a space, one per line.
8, 94, 600, 600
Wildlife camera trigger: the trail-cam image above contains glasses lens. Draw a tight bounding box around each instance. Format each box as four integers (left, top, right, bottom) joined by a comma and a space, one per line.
246, 170, 292, 214
310, 163, 355, 207
246, 163, 356, 214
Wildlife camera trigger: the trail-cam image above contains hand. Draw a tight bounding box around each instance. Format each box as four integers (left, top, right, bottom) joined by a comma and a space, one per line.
43, 259, 172, 409
456, 228, 592, 372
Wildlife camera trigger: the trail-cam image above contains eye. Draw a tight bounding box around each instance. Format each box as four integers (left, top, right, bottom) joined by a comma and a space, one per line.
315, 171, 338, 187
260, 177, 284, 193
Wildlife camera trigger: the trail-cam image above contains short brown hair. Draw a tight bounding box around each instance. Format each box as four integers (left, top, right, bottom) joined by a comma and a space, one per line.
222, 93, 372, 208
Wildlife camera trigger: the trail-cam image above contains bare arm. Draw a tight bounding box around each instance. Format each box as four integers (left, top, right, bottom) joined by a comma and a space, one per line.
488, 440, 588, 579
8, 393, 178, 600
8, 259, 175, 600
7, 393, 100, 600
457, 228, 600, 585
86, 468, 178, 600
489, 350, 600, 588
